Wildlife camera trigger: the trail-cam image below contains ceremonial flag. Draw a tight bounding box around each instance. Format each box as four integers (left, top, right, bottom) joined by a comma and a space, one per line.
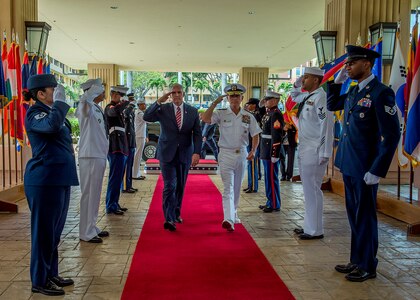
404, 23, 418, 119
389, 33, 409, 167
1, 37, 9, 134
404, 28, 420, 166
37, 57, 43, 74
0, 39, 6, 137
320, 53, 348, 85
372, 38, 383, 81
29, 55, 38, 76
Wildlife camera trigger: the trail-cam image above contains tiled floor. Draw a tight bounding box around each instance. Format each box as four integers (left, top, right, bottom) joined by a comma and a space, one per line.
0, 170, 419, 299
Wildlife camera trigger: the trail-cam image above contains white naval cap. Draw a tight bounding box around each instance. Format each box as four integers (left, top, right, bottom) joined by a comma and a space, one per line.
110, 85, 129, 95
80, 78, 102, 91
224, 83, 246, 94
304, 67, 325, 77
264, 90, 281, 99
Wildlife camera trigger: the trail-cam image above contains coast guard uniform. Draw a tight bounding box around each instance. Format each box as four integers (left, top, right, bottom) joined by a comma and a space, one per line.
260, 91, 284, 212
327, 45, 400, 280
24, 74, 78, 292
104, 86, 130, 214
133, 99, 148, 179
211, 84, 261, 228
76, 79, 108, 241
290, 67, 334, 238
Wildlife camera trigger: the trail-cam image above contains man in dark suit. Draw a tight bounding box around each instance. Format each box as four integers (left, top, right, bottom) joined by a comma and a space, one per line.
280, 122, 297, 181
327, 45, 400, 282
143, 83, 201, 231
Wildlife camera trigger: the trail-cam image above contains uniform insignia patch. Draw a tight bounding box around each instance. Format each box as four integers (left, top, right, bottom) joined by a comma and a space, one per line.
359, 112, 365, 118
306, 100, 314, 106
242, 115, 251, 124
385, 105, 397, 115
318, 107, 326, 120
273, 120, 281, 129
34, 112, 47, 120
357, 98, 372, 108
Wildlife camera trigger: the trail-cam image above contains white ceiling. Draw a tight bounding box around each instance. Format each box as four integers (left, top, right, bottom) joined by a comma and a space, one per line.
38, 0, 325, 73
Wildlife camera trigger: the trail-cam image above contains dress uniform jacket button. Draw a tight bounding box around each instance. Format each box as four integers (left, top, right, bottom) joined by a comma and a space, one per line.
346, 122, 349, 125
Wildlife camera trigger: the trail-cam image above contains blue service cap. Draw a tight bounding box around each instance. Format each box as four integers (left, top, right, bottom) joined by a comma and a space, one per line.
346, 45, 381, 63
27, 74, 58, 90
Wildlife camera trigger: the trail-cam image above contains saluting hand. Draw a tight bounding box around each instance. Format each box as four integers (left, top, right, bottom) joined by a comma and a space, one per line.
157, 91, 173, 104
214, 94, 227, 105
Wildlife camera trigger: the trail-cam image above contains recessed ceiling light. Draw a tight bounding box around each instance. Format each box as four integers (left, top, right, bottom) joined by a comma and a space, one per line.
248, 11, 255, 15
110, 6, 118, 9
178, 25, 182, 28
139, 60, 144, 62
227, 46, 232, 49
129, 42, 135, 45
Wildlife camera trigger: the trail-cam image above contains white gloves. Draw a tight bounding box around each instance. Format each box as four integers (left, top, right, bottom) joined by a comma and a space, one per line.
271, 157, 279, 164
53, 84, 67, 103
319, 157, 329, 165
80, 84, 104, 103
364, 172, 380, 185
121, 96, 129, 102
294, 76, 303, 88
334, 68, 349, 84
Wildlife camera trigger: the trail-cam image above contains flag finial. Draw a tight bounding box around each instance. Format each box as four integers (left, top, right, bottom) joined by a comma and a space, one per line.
356, 32, 362, 46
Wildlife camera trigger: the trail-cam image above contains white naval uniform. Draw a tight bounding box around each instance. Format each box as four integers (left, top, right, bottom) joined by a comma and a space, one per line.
291, 86, 334, 236
76, 98, 108, 241
133, 108, 147, 177
211, 107, 261, 225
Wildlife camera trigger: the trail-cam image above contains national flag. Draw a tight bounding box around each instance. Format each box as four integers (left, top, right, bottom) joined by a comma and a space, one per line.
389, 33, 409, 167
29, 55, 38, 76
37, 57, 43, 74
372, 38, 383, 81
1, 37, 9, 135
320, 52, 348, 85
404, 27, 420, 166
404, 22, 417, 120
0, 38, 6, 138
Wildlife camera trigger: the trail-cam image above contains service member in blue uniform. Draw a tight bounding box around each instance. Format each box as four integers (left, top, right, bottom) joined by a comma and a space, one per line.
23, 74, 79, 296
258, 91, 284, 212
105, 85, 130, 215
121, 93, 138, 193
327, 45, 400, 282
243, 98, 263, 193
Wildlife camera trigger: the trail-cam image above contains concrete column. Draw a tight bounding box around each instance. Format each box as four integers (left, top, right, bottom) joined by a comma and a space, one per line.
239, 67, 269, 104
88, 63, 119, 104
127, 71, 133, 92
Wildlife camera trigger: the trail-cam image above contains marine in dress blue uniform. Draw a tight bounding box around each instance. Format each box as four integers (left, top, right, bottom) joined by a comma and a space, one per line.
122, 93, 138, 193
244, 98, 263, 193
105, 85, 130, 215
259, 91, 284, 213
327, 45, 400, 282
23, 74, 79, 296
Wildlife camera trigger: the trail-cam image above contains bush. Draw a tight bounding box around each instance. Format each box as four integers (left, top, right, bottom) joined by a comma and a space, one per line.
68, 118, 80, 143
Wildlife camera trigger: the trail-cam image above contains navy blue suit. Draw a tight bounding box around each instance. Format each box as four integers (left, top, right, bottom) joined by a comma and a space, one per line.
143, 102, 201, 222
24, 100, 79, 287
327, 77, 399, 273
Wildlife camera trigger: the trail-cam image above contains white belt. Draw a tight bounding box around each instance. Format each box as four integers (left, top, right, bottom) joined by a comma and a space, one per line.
109, 126, 125, 134
220, 147, 247, 154
261, 134, 272, 139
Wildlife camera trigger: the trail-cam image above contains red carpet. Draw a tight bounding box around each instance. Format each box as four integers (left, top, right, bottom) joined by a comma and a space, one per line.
122, 175, 295, 300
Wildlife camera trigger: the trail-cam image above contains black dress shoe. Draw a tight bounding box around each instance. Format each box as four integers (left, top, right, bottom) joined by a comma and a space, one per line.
122, 189, 136, 194
293, 228, 304, 234
245, 189, 257, 193
107, 209, 124, 215
32, 280, 64, 296
86, 236, 103, 243
258, 205, 267, 210
345, 268, 376, 282
175, 217, 183, 223
50, 276, 74, 287
335, 263, 358, 274
243, 188, 250, 192
130, 188, 138, 192
119, 207, 128, 212
299, 233, 324, 240
98, 230, 109, 237
280, 177, 287, 181
164, 221, 176, 231
263, 207, 280, 213
132, 176, 146, 180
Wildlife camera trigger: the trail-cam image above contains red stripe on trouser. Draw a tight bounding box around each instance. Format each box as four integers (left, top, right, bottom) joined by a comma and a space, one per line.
270, 162, 275, 208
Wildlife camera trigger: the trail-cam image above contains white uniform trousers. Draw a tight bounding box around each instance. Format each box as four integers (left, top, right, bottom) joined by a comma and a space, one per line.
218, 149, 247, 223
298, 146, 328, 236
133, 136, 146, 178
79, 157, 107, 241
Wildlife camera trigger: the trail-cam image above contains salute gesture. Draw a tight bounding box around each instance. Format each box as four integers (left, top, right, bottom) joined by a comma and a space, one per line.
157, 91, 174, 104
213, 94, 227, 105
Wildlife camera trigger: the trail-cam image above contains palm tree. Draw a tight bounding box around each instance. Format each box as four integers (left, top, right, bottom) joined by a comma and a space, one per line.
147, 73, 166, 99
193, 79, 209, 107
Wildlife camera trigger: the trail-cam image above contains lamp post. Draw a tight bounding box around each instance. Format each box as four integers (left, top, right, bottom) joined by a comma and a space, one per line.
312, 31, 337, 67
369, 22, 397, 65
25, 21, 51, 58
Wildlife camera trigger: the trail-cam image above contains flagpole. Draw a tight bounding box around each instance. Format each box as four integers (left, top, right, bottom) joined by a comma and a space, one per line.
409, 164, 413, 204
397, 165, 400, 199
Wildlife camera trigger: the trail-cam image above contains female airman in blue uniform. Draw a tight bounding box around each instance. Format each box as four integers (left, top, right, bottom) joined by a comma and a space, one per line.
23, 74, 79, 296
